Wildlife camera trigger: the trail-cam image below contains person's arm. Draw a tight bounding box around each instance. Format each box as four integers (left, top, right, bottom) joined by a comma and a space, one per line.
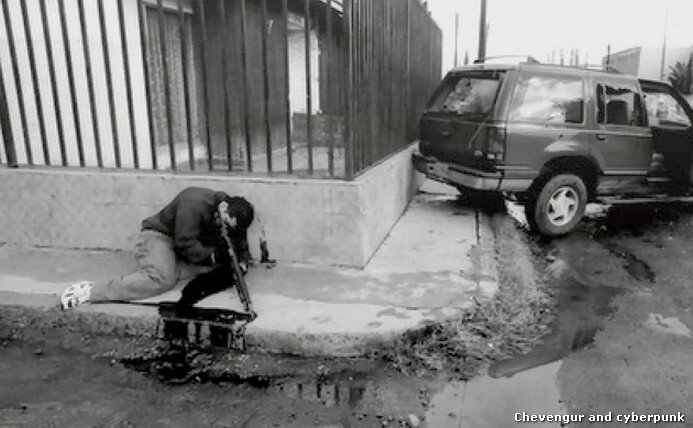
224, 228, 251, 273
173, 204, 215, 265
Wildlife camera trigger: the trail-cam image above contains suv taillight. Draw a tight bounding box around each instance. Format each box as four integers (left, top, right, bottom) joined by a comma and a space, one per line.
486, 126, 506, 162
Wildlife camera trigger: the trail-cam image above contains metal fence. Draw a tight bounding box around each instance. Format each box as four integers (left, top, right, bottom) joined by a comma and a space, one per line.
0, 0, 441, 179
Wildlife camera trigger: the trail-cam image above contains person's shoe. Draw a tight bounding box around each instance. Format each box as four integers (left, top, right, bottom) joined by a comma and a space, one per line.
60, 281, 94, 310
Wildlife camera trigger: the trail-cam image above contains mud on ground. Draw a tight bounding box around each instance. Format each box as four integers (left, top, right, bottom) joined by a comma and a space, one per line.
0, 305, 438, 427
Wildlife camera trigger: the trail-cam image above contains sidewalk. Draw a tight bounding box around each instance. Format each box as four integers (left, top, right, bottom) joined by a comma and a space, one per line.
0, 181, 499, 357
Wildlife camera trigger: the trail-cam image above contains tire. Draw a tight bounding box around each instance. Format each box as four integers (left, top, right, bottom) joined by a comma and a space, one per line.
525, 174, 587, 237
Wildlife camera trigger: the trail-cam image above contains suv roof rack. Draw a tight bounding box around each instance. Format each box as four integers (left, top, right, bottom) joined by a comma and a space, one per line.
473, 55, 540, 64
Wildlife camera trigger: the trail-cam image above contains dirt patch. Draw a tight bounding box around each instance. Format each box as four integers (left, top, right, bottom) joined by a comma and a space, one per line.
386, 214, 553, 380
600, 241, 656, 283
0, 305, 435, 426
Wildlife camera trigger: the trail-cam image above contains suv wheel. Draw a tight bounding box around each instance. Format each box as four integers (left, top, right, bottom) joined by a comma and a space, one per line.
525, 174, 587, 237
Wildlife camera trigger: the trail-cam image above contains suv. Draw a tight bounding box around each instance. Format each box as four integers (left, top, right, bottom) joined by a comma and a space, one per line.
413, 62, 693, 237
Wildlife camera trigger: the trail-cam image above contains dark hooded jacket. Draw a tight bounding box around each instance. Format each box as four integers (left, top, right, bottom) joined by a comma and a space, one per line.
141, 187, 252, 265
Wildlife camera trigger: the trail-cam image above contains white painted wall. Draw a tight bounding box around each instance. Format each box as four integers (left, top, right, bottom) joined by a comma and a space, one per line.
0, 0, 192, 169
287, 14, 321, 116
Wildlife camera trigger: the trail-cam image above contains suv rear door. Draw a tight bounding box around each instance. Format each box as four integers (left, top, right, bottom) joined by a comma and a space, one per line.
502, 70, 590, 175
591, 76, 652, 175
418, 70, 506, 171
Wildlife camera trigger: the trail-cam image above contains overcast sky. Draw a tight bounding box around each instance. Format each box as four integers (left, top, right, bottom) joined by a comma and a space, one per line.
428, 0, 693, 73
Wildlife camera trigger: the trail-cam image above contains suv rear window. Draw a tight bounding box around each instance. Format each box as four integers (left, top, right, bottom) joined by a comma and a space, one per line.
508, 75, 584, 124
428, 72, 504, 116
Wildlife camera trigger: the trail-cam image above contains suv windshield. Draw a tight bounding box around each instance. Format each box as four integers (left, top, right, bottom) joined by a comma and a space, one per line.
428, 72, 503, 116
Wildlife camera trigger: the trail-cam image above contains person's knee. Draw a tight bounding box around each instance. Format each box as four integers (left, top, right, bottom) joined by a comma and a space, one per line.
146, 268, 178, 289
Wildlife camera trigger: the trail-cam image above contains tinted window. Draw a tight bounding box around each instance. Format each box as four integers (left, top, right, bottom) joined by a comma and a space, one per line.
596, 82, 646, 127
508, 76, 584, 124
643, 90, 691, 128
429, 73, 503, 116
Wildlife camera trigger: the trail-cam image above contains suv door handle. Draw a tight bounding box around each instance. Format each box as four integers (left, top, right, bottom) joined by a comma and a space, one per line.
595, 133, 606, 141
441, 131, 452, 137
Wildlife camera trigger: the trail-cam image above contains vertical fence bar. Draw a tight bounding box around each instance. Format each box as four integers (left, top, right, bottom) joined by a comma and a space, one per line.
363, 0, 368, 170
97, 0, 121, 167
343, 0, 353, 179
362, 0, 368, 172
375, 0, 382, 163
138, 0, 157, 169
117, 0, 139, 169
218, 0, 232, 171
386, 0, 392, 153
239, 0, 252, 172
0, 56, 18, 167
260, 0, 272, 173
157, 0, 176, 171
304, 0, 313, 174
282, 0, 292, 173
195, 0, 211, 171
177, 0, 194, 170
1, 0, 31, 165
325, 0, 333, 176
39, 0, 67, 166
405, 0, 410, 141
59, 0, 85, 166
18, 0, 49, 165
78, 0, 103, 167
354, 0, 361, 175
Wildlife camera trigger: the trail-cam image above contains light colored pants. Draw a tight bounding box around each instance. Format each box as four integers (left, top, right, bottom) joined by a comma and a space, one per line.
90, 230, 211, 301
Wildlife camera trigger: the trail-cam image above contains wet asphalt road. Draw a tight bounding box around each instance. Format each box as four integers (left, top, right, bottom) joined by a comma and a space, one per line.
2, 199, 693, 427
494, 202, 693, 427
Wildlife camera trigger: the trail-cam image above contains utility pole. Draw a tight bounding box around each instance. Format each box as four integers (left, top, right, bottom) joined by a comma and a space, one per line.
606, 44, 611, 68
477, 0, 487, 61
660, 0, 669, 80
464, 50, 469, 65
454, 13, 459, 67
560, 49, 564, 65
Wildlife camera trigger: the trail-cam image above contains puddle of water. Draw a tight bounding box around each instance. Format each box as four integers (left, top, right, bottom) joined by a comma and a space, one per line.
422, 252, 624, 427
490, 273, 622, 379
272, 379, 372, 409
586, 203, 691, 238
426, 362, 565, 428
600, 242, 656, 283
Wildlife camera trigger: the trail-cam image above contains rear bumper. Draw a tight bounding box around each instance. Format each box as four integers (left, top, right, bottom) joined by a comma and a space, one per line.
412, 149, 533, 192
413, 151, 502, 191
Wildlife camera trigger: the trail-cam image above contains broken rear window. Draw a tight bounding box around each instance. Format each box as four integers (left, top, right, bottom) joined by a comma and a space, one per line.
428, 72, 504, 117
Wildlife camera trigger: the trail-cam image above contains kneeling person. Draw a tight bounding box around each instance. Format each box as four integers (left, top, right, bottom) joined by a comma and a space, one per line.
61, 187, 254, 309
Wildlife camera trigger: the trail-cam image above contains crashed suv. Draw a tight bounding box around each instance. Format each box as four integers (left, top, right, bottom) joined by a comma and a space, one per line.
413, 62, 693, 237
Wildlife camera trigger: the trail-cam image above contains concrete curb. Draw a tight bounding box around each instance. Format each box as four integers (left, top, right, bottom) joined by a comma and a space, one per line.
0, 291, 414, 358
245, 328, 402, 358
476, 211, 501, 299
489, 209, 541, 295
0, 186, 507, 358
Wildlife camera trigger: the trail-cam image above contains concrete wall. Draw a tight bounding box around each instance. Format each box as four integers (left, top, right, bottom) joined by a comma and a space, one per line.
0, 144, 423, 267
359, 145, 425, 263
